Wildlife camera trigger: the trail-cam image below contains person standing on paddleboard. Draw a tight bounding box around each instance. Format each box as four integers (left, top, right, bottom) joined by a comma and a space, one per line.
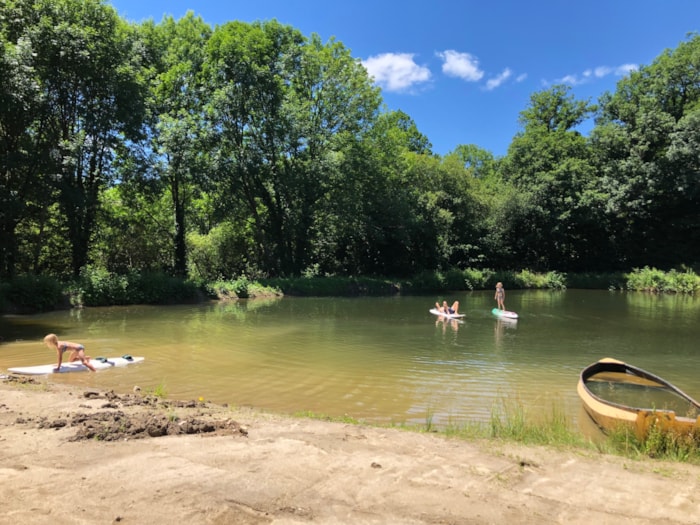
44, 333, 96, 372
494, 282, 506, 311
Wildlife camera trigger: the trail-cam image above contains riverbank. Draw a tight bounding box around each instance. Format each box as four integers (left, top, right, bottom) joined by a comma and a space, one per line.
1, 376, 699, 524
2, 266, 698, 314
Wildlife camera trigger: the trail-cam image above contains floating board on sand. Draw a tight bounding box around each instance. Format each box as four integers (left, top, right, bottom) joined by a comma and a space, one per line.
8, 356, 144, 375
430, 308, 465, 319
492, 308, 518, 319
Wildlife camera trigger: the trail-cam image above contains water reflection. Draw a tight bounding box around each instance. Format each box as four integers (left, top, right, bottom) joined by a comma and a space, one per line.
493, 317, 517, 347
435, 316, 461, 334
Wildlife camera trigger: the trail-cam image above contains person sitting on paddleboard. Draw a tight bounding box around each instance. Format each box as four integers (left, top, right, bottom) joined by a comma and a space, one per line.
44, 333, 96, 372
495, 282, 506, 311
436, 300, 459, 315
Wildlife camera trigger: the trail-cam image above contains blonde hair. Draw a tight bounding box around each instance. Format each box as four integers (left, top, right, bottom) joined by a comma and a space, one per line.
44, 333, 58, 348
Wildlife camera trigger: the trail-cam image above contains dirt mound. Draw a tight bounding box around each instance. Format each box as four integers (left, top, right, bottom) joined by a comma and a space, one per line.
11, 386, 248, 442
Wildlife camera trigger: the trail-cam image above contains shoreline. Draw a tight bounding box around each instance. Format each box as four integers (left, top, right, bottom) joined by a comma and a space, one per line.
1, 376, 699, 524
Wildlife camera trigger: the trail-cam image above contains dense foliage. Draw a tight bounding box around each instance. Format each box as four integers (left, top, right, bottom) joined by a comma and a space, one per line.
1, 0, 698, 287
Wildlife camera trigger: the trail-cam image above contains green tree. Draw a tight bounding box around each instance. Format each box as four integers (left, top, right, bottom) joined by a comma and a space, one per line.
205, 21, 381, 276
0, 4, 48, 277
452, 144, 497, 179
498, 85, 602, 270
136, 13, 212, 276
91, 187, 174, 273
26, 0, 145, 276
592, 34, 700, 268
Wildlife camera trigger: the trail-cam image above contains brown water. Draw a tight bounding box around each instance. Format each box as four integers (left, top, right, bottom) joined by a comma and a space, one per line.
1, 290, 699, 429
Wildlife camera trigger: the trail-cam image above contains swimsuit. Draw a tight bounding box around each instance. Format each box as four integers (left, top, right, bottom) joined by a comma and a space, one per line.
60, 344, 84, 353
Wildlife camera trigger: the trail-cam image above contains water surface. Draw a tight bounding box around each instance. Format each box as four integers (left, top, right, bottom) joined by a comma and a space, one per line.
1, 290, 698, 430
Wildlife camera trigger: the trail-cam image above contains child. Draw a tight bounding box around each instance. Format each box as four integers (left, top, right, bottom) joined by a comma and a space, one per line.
494, 282, 506, 311
435, 300, 459, 315
44, 333, 96, 372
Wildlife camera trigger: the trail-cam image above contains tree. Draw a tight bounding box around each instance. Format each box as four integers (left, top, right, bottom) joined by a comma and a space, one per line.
592, 35, 700, 268
25, 0, 146, 276
137, 13, 212, 276
204, 21, 381, 276
0, 2, 48, 277
498, 85, 602, 270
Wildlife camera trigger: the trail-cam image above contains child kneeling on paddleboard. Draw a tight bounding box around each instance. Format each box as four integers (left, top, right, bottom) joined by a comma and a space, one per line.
44, 333, 96, 372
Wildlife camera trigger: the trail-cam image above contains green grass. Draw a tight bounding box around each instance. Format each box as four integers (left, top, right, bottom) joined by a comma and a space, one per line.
601, 421, 700, 462
291, 398, 700, 464
148, 381, 168, 398
440, 398, 589, 448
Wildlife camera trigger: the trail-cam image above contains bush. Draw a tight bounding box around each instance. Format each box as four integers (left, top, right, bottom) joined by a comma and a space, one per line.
626, 266, 699, 294
77, 266, 130, 306
75, 266, 201, 306
443, 269, 467, 290
259, 276, 397, 297
404, 271, 444, 293
666, 268, 699, 294
209, 275, 253, 299
0, 275, 64, 313
463, 268, 494, 290
130, 272, 202, 304
566, 272, 626, 290
544, 271, 567, 290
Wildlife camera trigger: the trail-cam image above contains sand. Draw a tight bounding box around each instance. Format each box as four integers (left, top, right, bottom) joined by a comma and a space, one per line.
1, 375, 699, 524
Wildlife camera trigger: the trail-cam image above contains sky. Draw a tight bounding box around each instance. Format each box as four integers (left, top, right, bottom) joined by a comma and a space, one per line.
108, 0, 700, 157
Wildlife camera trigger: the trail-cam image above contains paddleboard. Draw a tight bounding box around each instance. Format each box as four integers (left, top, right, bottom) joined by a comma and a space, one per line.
492, 308, 518, 319
8, 356, 144, 375
430, 308, 465, 319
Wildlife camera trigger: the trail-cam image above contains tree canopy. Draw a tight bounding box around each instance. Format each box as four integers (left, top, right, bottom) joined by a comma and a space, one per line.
1, 1, 698, 281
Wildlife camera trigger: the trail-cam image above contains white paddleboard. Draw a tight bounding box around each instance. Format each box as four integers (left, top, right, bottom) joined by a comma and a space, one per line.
492, 308, 518, 319
430, 308, 465, 319
8, 356, 144, 375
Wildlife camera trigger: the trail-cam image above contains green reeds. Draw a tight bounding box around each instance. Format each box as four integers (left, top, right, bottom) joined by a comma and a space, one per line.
602, 421, 700, 462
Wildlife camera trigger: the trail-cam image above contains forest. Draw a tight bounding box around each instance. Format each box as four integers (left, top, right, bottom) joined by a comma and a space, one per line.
1, 0, 699, 290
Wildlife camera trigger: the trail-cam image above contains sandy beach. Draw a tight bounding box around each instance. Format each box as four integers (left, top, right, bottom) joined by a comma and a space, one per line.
1, 375, 699, 524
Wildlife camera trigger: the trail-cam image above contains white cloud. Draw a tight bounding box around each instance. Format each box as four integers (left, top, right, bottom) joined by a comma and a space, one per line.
558, 74, 582, 85
485, 68, 512, 90
593, 66, 613, 77
362, 53, 432, 92
436, 50, 484, 81
615, 63, 638, 75
516, 73, 527, 83
559, 63, 639, 86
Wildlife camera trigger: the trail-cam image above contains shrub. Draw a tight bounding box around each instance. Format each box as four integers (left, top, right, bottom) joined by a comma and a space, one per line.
626, 266, 699, 294
0, 275, 63, 312
75, 266, 201, 306
443, 269, 467, 290
566, 272, 626, 290
405, 271, 444, 292
463, 268, 494, 290
544, 271, 567, 290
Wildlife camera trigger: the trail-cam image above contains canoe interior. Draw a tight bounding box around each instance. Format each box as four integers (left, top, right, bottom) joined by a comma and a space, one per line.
582, 360, 700, 420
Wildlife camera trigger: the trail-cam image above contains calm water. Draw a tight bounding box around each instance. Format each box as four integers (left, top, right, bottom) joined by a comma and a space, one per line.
1, 290, 699, 430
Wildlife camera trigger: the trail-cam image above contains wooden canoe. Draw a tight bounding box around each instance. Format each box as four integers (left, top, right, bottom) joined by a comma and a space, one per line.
577, 357, 700, 439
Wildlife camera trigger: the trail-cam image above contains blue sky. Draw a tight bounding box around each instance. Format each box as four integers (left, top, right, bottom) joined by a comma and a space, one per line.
108, 0, 700, 157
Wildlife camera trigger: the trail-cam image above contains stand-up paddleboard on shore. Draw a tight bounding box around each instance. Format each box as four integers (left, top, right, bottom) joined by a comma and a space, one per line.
492, 308, 518, 320
8, 355, 144, 375
430, 308, 465, 319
